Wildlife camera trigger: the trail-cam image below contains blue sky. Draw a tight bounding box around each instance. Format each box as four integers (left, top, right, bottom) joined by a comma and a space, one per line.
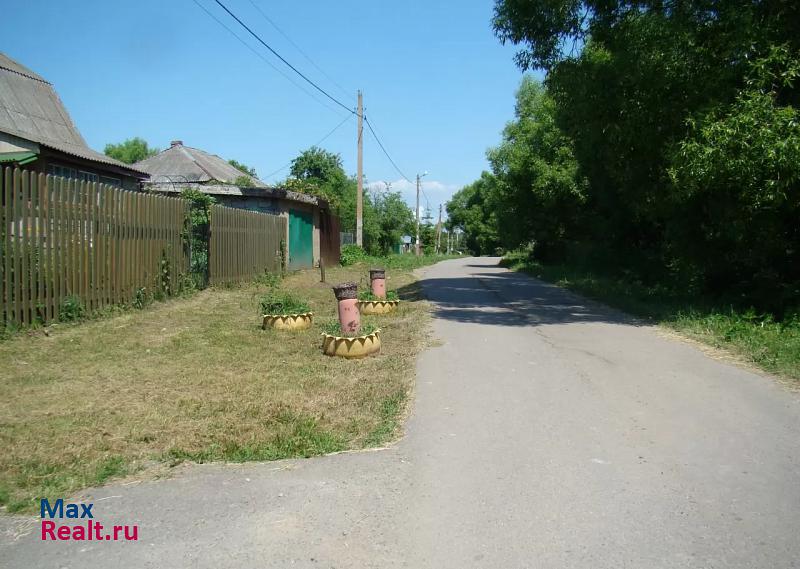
1, 0, 539, 213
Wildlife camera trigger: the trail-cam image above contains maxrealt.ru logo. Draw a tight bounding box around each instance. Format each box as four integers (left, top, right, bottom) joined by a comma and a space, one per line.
40, 499, 139, 541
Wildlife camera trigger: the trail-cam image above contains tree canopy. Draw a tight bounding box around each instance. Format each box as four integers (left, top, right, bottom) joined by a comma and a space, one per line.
450, 0, 800, 315
103, 137, 159, 164
284, 147, 415, 255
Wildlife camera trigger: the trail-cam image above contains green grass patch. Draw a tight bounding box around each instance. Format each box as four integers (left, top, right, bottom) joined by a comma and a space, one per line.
502, 251, 800, 381
167, 413, 345, 464
1, 262, 431, 513
364, 390, 407, 446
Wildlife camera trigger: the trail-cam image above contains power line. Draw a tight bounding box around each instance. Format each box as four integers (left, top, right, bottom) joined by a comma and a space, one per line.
192, 0, 345, 117
213, 0, 356, 115
246, 0, 352, 101
264, 114, 354, 180
363, 115, 412, 183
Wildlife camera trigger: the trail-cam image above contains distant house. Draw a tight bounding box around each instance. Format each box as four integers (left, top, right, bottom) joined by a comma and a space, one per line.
0, 53, 147, 188
136, 141, 336, 269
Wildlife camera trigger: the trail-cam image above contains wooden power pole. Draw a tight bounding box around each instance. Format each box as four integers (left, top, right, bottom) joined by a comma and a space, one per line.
356, 90, 363, 247
415, 174, 421, 256
436, 204, 443, 254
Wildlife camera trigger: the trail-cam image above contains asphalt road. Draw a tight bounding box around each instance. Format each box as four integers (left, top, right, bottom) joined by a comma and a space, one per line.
3, 257, 799, 568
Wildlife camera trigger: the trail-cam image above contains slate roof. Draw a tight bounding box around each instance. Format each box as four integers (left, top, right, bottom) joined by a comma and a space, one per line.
0, 53, 147, 176
135, 142, 268, 187
148, 181, 326, 208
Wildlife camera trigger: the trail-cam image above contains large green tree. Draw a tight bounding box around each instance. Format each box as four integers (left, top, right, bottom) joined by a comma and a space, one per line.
491, 0, 800, 308
104, 137, 159, 164
285, 147, 414, 255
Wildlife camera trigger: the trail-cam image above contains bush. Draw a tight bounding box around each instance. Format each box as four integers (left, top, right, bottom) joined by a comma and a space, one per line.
58, 296, 85, 322
259, 290, 310, 315
340, 245, 368, 266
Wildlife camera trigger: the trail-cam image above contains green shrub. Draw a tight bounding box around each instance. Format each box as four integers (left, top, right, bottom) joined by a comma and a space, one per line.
58, 296, 85, 322
320, 320, 378, 337
340, 245, 368, 266
259, 290, 310, 315
358, 290, 399, 301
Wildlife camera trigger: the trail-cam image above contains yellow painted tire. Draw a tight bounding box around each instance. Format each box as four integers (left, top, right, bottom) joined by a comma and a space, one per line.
262, 312, 313, 331
321, 329, 381, 359
357, 300, 400, 315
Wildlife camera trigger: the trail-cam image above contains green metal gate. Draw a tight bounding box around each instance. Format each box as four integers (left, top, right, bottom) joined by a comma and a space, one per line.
288, 209, 313, 270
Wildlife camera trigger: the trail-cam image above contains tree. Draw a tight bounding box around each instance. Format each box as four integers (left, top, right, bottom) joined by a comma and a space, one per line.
228, 159, 257, 178
104, 137, 159, 164
372, 190, 414, 254
446, 172, 502, 256
487, 77, 585, 260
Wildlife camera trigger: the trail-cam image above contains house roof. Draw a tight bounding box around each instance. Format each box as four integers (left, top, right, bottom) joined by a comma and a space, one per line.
146, 181, 328, 209
134, 141, 268, 187
0, 52, 148, 177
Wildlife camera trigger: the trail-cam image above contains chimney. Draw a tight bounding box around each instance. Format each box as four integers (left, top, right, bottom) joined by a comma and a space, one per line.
170, 140, 183, 147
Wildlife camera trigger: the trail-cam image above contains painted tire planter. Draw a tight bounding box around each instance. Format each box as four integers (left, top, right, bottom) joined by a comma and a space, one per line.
321, 329, 381, 359
262, 312, 313, 331
357, 299, 400, 315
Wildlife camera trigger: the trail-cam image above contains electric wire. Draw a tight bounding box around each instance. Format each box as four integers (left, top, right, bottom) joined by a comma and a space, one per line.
246, 0, 352, 101
363, 115, 412, 183
213, 0, 356, 115
192, 0, 346, 117
263, 114, 354, 180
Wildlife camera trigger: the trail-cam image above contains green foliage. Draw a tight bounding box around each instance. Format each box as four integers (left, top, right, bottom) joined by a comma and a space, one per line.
286, 147, 413, 255
320, 320, 378, 337
358, 290, 399, 301
180, 188, 216, 287
58, 296, 85, 322
228, 159, 257, 178
340, 244, 369, 266
233, 175, 256, 188
667, 46, 800, 309
484, 0, 800, 315
259, 290, 310, 315
103, 137, 159, 164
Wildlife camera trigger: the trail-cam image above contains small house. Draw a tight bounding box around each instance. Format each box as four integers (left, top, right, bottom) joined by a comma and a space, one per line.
136, 141, 338, 269
0, 53, 147, 188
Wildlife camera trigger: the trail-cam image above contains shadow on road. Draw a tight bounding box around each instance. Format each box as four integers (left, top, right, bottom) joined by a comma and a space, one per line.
396, 258, 642, 328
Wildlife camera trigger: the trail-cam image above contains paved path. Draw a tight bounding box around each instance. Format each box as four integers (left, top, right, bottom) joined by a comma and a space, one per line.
3, 257, 799, 568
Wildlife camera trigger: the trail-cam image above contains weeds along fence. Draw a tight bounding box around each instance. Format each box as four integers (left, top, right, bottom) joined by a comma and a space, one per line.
208, 204, 286, 286
1, 167, 188, 327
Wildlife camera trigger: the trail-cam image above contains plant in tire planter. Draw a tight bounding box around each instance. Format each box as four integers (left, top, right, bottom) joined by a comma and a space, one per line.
322, 283, 380, 358
358, 269, 400, 315
320, 321, 381, 359
260, 290, 313, 331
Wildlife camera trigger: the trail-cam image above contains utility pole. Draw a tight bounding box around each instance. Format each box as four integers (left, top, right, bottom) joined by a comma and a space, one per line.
356, 90, 363, 247
415, 174, 421, 256
436, 204, 443, 254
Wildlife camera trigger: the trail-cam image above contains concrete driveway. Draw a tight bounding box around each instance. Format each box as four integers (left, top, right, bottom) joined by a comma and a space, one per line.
3, 257, 799, 568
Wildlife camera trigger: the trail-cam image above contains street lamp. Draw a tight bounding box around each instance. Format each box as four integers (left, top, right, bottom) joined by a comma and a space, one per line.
415, 171, 428, 256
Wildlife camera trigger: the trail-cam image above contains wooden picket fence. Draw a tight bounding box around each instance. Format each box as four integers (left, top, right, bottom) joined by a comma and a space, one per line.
1, 167, 188, 326
208, 203, 286, 285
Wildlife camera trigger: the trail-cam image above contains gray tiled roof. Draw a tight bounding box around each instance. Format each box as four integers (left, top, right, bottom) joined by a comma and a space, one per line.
0, 52, 147, 176
135, 143, 268, 187
146, 181, 327, 208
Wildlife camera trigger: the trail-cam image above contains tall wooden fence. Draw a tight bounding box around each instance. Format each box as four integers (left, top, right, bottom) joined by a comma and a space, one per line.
320, 210, 341, 267
1, 167, 188, 327
208, 204, 286, 285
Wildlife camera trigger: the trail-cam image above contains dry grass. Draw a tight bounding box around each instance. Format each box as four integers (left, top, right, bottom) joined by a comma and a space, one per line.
0, 264, 430, 513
